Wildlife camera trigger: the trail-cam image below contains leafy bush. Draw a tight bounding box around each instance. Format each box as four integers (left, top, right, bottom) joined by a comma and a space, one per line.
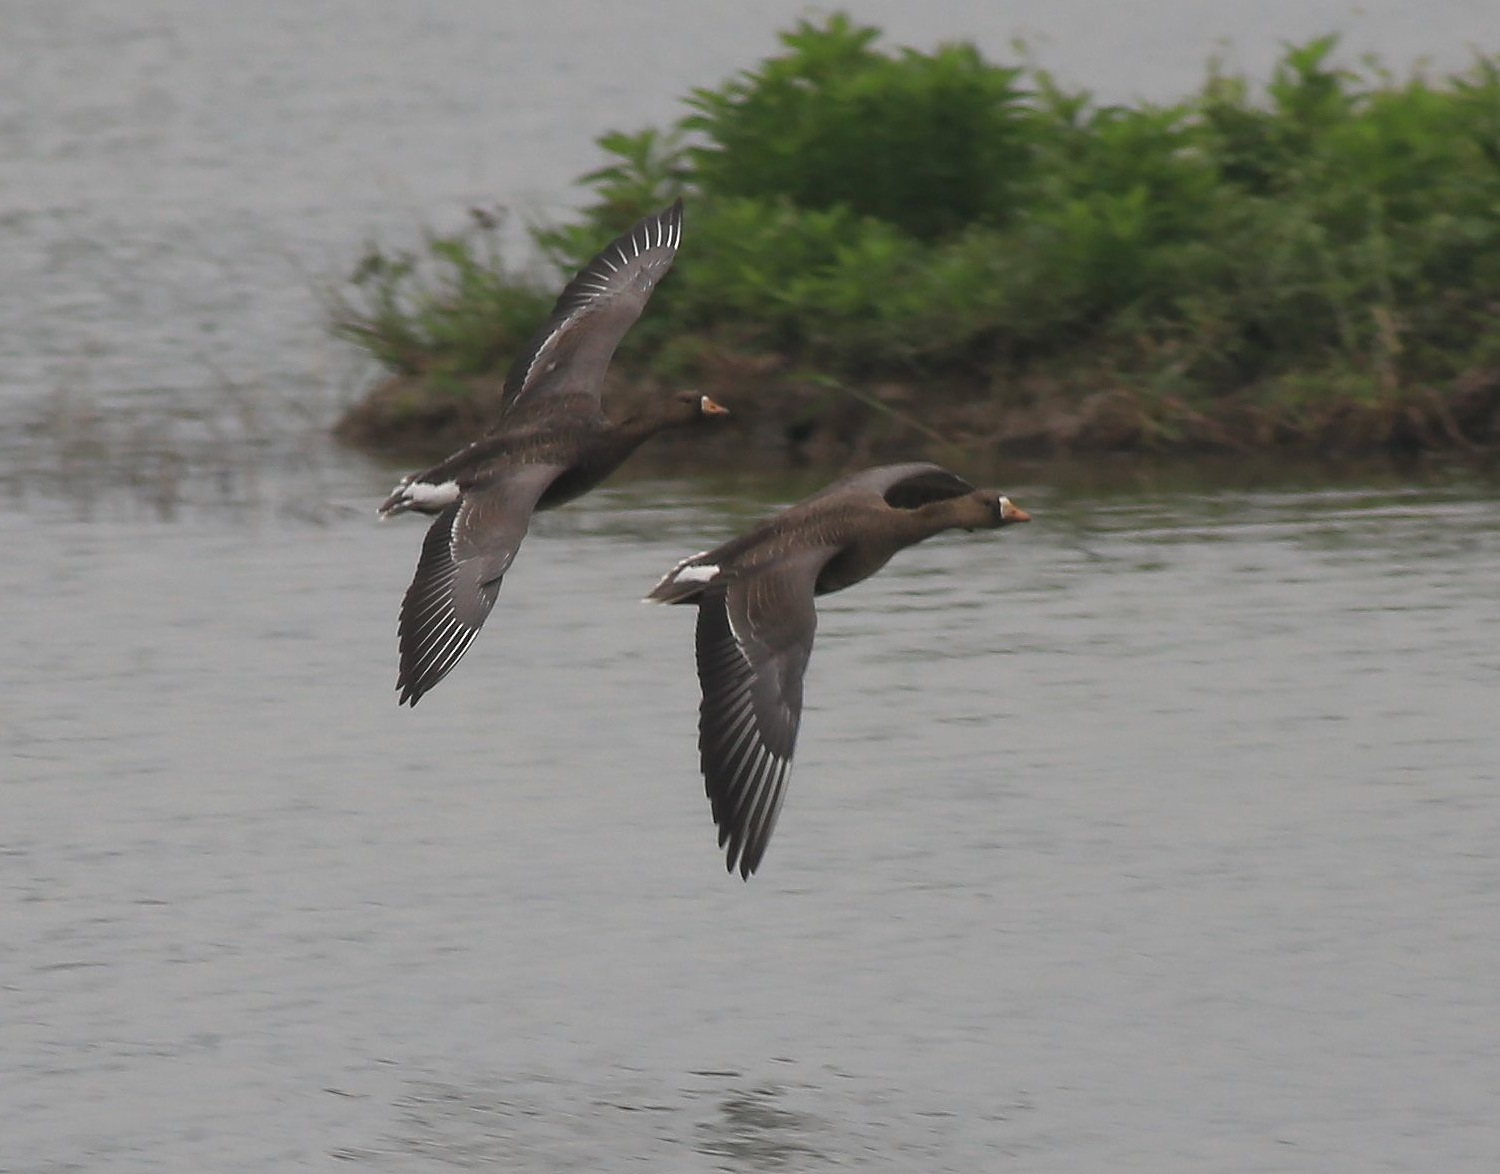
683, 14, 1031, 239
327, 207, 551, 379
335, 15, 1500, 422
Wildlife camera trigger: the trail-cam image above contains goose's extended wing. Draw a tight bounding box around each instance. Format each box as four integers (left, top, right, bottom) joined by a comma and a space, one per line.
501, 200, 683, 416
396, 464, 561, 705
694, 549, 832, 878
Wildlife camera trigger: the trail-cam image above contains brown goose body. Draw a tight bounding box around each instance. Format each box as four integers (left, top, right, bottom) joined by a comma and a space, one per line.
647, 462, 1030, 878
379, 200, 728, 706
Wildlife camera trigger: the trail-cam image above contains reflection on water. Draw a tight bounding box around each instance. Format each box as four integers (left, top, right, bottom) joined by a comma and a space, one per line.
3, 380, 354, 524
697, 1083, 829, 1169
334, 1070, 833, 1170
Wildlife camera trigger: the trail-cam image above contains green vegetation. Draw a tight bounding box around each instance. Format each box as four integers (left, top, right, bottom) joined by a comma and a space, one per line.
334, 16, 1500, 457
330, 206, 553, 381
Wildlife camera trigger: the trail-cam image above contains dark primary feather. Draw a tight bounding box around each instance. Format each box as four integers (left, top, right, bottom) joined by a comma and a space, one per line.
502, 199, 684, 415
396, 464, 559, 705
398, 504, 489, 706
695, 553, 825, 878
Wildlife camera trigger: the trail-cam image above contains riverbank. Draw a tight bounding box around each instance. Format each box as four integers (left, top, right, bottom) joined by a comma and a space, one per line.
335, 359, 1500, 468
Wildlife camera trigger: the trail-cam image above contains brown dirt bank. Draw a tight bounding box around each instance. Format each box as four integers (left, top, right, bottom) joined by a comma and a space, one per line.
334, 358, 1500, 472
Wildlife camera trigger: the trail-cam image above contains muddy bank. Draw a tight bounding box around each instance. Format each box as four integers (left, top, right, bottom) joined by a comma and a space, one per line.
335, 356, 1500, 474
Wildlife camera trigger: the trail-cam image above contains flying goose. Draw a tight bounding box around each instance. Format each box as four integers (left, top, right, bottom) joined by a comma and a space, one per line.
380, 199, 727, 705
647, 462, 1030, 877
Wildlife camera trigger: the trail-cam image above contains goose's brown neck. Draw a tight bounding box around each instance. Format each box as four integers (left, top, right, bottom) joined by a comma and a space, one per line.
539, 404, 698, 507
909, 495, 987, 537
614, 406, 684, 446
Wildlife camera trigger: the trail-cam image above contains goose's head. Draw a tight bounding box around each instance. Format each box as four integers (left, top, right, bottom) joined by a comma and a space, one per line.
956, 491, 1031, 531
672, 390, 731, 423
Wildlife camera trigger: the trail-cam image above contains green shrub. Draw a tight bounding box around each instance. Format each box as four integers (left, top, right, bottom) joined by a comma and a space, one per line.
334, 15, 1500, 419
327, 208, 552, 378
683, 14, 1032, 239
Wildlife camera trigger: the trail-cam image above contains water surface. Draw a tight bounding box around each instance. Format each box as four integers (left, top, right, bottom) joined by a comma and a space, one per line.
6, 468, 1499, 1171
5, 3, 1500, 1169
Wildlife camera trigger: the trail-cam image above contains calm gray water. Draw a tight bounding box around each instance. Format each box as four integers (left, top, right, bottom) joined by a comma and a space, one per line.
5, 3, 1500, 1171
6, 471, 1500, 1172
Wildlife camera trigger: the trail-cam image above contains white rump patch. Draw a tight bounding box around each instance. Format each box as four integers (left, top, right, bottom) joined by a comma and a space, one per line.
674, 563, 720, 585
405, 480, 461, 508
645, 551, 717, 600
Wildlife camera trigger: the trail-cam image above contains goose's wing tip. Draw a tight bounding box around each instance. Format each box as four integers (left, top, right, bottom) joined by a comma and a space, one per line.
393, 495, 521, 712
731, 850, 760, 881
694, 584, 809, 885
500, 202, 684, 409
